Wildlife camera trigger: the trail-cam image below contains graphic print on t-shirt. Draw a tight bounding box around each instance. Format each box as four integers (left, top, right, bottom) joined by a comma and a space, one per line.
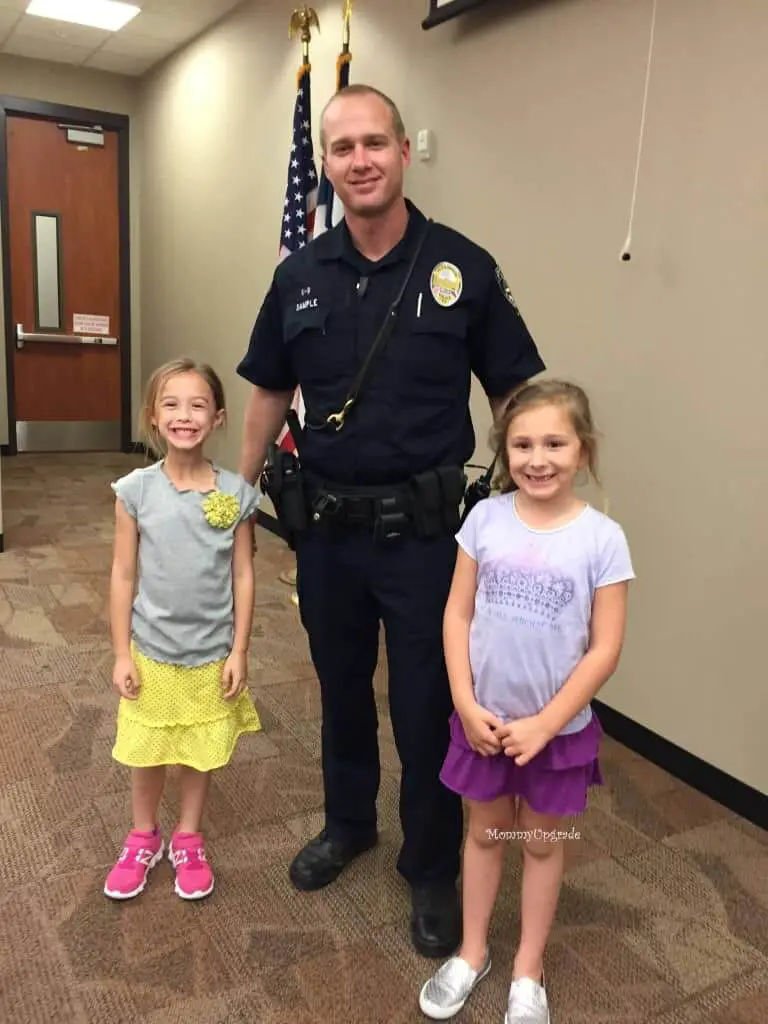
478, 556, 575, 632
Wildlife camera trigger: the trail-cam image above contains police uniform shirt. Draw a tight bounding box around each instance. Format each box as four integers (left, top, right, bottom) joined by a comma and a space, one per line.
237, 200, 545, 486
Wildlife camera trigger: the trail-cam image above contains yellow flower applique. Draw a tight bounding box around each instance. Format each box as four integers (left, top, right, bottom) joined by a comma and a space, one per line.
202, 490, 240, 529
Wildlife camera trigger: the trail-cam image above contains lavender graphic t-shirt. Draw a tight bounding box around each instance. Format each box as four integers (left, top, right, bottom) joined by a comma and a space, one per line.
456, 492, 635, 736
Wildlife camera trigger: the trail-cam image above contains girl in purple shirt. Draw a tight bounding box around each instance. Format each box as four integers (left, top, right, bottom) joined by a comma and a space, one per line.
420, 380, 635, 1024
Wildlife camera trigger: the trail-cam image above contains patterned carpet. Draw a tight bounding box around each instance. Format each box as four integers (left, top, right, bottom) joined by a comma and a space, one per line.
0, 452, 767, 1024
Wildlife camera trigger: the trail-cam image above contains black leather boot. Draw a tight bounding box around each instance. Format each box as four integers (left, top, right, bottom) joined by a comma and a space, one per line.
411, 881, 461, 958
289, 828, 377, 891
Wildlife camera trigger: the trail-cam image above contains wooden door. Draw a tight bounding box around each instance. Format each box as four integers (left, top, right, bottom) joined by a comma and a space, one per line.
6, 115, 122, 452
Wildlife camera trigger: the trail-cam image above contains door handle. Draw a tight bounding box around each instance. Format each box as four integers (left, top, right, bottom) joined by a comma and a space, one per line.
16, 323, 118, 349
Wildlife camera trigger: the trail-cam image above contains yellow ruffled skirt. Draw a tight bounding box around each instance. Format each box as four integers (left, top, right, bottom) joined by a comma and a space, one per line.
112, 646, 262, 772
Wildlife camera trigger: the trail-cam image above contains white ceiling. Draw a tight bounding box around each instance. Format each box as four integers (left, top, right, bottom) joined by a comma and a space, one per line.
0, 0, 244, 76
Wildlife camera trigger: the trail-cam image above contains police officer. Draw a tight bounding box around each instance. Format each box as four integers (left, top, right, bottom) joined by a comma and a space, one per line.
236, 83, 545, 958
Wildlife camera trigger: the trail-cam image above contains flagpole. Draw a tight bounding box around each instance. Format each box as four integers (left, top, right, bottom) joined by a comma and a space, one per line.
314, 2, 352, 243
338, 0, 353, 84
279, 7, 321, 603
342, 0, 352, 52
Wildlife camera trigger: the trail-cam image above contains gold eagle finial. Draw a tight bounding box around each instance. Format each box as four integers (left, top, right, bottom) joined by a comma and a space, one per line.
289, 6, 320, 43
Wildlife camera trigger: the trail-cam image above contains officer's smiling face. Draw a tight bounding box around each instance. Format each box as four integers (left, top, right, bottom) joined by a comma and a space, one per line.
321, 93, 410, 218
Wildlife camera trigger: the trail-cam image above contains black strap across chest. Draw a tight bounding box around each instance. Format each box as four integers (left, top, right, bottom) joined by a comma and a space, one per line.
302, 219, 433, 434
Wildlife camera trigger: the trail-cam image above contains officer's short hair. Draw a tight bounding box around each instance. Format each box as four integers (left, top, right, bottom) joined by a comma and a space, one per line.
320, 84, 406, 150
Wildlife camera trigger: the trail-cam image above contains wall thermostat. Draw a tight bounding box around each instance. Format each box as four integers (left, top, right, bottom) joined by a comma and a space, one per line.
416, 129, 433, 161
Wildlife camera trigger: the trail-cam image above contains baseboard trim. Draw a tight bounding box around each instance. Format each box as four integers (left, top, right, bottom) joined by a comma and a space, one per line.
2, 442, 151, 458
2, 441, 156, 458
593, 699, 766, 831
124, 441, 156, 459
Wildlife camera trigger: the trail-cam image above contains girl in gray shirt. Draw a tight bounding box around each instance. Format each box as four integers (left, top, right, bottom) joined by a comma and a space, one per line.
104, 358, 262, 904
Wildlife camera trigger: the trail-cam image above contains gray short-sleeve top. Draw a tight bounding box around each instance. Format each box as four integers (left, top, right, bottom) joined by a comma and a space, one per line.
111, 461, 261, 666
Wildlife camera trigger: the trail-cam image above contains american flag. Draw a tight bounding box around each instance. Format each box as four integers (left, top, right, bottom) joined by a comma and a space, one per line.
278, 62, 318, 452
313, 51, 351, 239
280, 62, 318, 259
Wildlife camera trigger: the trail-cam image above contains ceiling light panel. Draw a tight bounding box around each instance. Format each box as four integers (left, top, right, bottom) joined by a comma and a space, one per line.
25, 1, 141, 33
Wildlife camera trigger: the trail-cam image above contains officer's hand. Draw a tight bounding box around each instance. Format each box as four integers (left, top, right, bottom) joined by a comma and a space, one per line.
459, 702, 504, 757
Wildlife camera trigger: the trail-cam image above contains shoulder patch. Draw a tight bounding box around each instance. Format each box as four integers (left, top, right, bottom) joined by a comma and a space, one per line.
495, 265, 518, 310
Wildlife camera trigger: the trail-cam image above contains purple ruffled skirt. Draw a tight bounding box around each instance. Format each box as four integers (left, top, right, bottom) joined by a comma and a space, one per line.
440, 709, 604, 816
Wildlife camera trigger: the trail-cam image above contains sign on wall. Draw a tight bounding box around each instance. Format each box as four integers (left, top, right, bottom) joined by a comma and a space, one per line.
422, 0, 500, 29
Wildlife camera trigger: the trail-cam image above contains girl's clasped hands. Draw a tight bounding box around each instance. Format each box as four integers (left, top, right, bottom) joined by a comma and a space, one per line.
459, 701, 553, 766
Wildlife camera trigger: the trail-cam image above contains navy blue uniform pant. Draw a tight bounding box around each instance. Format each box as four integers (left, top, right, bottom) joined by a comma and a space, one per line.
295, 524, 464, 888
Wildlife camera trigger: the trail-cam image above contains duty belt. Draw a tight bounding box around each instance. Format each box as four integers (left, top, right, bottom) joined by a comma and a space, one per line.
308, 467, 466, 542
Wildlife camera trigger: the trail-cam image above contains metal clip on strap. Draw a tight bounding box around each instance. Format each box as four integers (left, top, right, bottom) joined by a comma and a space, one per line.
326, 397, 355, 432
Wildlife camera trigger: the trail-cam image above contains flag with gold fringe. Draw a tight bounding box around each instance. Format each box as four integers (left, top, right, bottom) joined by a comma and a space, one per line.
314, 44, 351, 239
277, 59, 318, 453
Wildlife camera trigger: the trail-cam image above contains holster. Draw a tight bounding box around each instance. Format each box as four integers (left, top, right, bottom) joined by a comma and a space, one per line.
409, 466, 467, 539
259, 445, 308, 550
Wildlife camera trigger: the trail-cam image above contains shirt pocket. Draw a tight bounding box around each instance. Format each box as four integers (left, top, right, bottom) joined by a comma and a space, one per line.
283, 305, 344, 383
396, 303, 470, 390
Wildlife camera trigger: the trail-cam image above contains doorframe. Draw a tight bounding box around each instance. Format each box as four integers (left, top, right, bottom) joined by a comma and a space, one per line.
0, 96, 132, 456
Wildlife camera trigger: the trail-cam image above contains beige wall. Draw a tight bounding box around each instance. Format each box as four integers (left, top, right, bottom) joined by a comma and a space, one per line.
140, 0, 767, 794
0, 53, 142, 446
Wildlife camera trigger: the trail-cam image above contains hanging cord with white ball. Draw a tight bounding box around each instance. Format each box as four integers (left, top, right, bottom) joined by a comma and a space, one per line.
620, 0, 659, 262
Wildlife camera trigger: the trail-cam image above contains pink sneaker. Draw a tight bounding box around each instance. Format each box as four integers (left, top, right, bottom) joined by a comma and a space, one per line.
104, 827, 164, 900
168, 832, 214, 900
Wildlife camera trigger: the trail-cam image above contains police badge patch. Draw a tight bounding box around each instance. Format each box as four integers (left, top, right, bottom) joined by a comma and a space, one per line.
430, 262, 463, 307
495, 265, 518, 310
